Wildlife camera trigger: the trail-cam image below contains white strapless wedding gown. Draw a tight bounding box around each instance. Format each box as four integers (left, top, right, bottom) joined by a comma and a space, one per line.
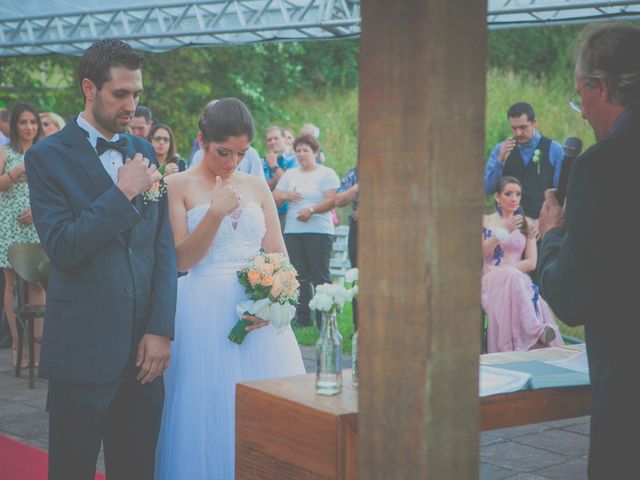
155, 202, 306, 480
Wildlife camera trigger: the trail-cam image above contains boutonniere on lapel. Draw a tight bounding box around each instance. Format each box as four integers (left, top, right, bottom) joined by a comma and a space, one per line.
532, 149, 541, 175
142, 179, 167, 205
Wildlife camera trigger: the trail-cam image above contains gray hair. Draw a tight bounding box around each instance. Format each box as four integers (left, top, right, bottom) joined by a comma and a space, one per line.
575, 23, 640, 108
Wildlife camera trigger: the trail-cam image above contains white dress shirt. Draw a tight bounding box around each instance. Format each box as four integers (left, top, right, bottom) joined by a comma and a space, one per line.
76, 113, 124, 184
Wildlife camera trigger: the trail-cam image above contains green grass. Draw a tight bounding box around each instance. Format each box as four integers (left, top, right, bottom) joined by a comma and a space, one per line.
292, 302, 356, 355
557, 320, 585, 342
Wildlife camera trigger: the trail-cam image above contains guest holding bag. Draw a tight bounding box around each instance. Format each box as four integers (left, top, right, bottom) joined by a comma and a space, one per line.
0, 102, 45, 368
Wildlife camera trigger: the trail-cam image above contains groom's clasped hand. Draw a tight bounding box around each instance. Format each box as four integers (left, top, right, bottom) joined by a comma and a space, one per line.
116, 152, 163, 201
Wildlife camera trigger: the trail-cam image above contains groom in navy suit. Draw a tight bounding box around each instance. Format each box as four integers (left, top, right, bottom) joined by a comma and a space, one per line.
25, 40, 176, 479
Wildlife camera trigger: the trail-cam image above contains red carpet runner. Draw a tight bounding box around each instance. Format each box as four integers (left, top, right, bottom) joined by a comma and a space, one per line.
0, 435, 105, 480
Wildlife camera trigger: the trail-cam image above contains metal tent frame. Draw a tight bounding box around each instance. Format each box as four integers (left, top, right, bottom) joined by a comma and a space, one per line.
1, 0, 640, 57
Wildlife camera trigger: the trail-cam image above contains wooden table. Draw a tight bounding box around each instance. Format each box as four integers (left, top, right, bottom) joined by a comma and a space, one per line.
236, 346, 591, 479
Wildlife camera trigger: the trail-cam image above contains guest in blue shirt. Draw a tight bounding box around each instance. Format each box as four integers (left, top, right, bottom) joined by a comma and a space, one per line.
262, 125, 298, 230
484, 102, 563, 220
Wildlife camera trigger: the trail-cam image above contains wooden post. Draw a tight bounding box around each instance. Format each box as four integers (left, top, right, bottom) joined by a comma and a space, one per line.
358, 1, 487, 478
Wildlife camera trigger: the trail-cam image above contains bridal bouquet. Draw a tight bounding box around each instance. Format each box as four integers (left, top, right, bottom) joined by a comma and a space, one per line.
229, 251, 300, 344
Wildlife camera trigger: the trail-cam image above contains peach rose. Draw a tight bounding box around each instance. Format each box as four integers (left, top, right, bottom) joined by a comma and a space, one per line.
270, 279, 284, 298
267, 254, 282, 270
285, 269, 297, 282
261, 263, 275, 274
261, 275, 274, 287
252, 255, 265, 266
247, 269, 261, 286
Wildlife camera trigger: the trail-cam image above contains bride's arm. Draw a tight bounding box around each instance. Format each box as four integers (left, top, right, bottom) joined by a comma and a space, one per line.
166, 175, 229, 271
260, 179, 287, 255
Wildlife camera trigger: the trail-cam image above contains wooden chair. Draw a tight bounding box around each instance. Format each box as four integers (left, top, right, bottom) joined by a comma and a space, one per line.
7, 243, 48, 389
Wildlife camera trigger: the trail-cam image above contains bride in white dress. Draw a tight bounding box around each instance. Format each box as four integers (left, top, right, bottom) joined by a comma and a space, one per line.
155, 98, 306, 480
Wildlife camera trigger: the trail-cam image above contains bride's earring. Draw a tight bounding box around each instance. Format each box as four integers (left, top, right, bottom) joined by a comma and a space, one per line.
495, 200, 503, 217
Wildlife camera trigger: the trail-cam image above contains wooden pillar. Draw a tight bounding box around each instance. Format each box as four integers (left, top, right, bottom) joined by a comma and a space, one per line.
358, 1, 487, 478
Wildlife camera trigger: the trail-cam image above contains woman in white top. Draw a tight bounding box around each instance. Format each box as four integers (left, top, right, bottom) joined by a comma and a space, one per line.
273, 134, 340, 327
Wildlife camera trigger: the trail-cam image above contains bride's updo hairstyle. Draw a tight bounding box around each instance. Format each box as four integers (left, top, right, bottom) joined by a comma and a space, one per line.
198, 98, 255, 149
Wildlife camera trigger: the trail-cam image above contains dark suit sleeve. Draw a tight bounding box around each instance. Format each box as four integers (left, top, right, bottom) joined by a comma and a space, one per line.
537, 156, 597, 326
144, 144, 177, 338
25, 145, 141, 270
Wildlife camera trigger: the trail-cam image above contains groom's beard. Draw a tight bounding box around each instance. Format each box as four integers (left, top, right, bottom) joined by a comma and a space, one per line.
92, 93, 132, 136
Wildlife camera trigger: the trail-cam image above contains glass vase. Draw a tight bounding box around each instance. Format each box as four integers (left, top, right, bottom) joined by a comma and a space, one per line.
351, 330, 359, 387
315, 310, 343, 395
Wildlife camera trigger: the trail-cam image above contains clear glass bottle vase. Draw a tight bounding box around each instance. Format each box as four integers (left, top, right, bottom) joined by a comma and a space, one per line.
351, 330, 359, 387
315, 310, 343, 395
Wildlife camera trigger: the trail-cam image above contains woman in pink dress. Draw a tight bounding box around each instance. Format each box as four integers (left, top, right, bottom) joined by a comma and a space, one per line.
482, 176, 563, 353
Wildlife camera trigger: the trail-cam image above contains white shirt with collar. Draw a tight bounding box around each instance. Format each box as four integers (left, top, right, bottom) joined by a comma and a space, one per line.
76, 113, 124, 184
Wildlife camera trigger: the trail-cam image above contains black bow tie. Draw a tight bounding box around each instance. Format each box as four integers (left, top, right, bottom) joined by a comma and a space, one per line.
96, 136, 128, 157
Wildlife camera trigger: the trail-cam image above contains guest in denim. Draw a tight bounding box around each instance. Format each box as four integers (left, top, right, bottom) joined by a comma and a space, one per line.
335, 167, 359, 328
262, 126, 297, 230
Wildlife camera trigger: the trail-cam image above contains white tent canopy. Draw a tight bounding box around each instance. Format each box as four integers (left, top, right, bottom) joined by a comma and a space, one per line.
1, 0, 640, 57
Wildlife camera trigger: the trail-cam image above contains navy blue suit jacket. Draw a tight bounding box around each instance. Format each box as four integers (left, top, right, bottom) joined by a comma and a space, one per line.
537, 109, 640, 477
25, 118, 177, 384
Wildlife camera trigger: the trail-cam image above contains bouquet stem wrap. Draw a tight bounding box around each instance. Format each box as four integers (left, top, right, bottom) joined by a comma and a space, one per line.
229, 299, 297, 344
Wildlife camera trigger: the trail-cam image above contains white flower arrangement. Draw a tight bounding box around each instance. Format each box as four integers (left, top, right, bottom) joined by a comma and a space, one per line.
309, 268, 359, 314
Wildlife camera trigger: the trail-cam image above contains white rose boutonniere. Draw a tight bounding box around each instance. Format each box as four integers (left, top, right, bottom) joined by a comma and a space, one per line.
532, 149, 541, 175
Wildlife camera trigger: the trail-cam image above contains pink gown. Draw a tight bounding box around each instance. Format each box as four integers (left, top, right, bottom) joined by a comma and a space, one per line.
481, 227, 564, 353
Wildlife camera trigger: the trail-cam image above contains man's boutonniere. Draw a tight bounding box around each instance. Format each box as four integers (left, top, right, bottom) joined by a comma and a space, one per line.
142, 179, 166, 205
532, 149, 541, 175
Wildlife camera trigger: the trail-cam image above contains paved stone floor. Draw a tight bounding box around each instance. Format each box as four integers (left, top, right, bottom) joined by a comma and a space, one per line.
0, 346, 589, 479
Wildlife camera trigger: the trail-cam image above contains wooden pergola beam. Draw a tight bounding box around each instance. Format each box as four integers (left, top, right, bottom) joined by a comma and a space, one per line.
357, 1, 487, 478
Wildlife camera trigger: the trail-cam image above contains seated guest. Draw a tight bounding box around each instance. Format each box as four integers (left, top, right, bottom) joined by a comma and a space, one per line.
481, 176, 563, 353
149, 123, 187, 176
39, 112, 66, 137
273, 134, 340, 327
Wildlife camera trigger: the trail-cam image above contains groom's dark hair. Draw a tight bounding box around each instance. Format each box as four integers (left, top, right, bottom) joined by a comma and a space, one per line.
78, 39, 144, 98
199, 98, 255, 145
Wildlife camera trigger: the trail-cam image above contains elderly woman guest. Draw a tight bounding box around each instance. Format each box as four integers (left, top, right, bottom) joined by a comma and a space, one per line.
482, 176, 563, 353
149, 123, 187, 176
0, 102, 45, 368
39, 112, 66, 137
273, 134, 340, 327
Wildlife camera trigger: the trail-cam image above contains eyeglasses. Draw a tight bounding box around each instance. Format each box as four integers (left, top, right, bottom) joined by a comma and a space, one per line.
152, 136, 170, 143
568, 85, 587, 113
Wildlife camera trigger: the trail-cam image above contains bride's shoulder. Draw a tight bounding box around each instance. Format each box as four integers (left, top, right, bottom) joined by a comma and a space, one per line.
164, 170, 194, 188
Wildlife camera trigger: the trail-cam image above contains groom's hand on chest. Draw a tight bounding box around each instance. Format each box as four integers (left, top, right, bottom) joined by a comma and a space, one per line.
117, 153, 162, 201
